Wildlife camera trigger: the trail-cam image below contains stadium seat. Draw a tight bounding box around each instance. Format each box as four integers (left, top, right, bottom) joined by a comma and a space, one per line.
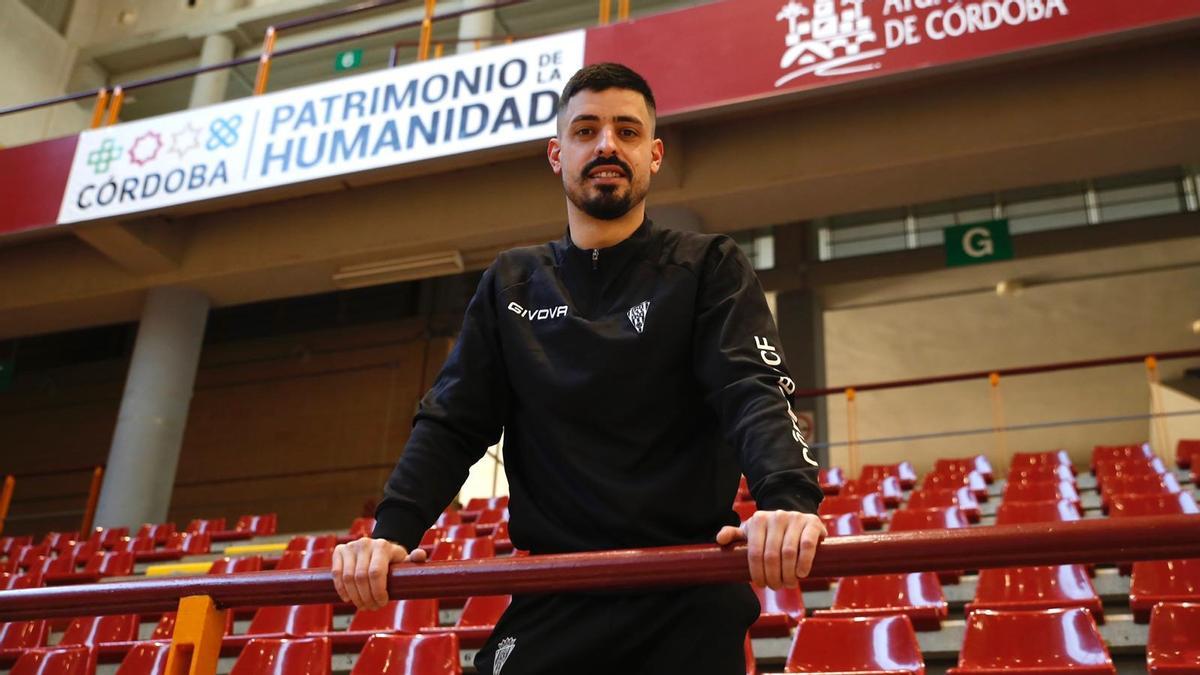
1099, 473, 1181, 512
750, 585, 805, 637
948, 608, 1114, 674
934, 455, 994, 484
967, 565, 1103, 622
423, 595, 510, 649
348, 599, 439, 633
10, 646, 96, 675
473, 508, 508, 529
818, 467, 845, 495
784, 615, 925, 674
47, 551, 135, 585
135, 524, 176, 546
861, 462, 918, 490
247, 605, 333, 636
814, 572, 948, 631
733, 501, 757, 523
42, 533, 77, 553
114, 641, 170, 675
737, 476, 752, 502
60, 614, 140, 646
435, 511, 462, 527
86, 527, 129, 550
1177, 439, 1200, 469
820, 513, 864, 537
994, 499, 1081, 525
1130, 559, 1200, 622
275, 549, 333, 570
1109, 492, 1198, 518
349, 633, 460, 675
236, 514, 277, 536
904, 487, 981, 523
841, 477, 904, 508
162, 531, 211, 556
464, 496, 508, 512
186, 518, 225, 534
1002, 480, 1081, 508
230, 637, 331, 675
1147, 602, 1200, 673
817, 494, 888, 529
0, 536, 31, 557
348, 518, 375, 538
286, 535, 338, 553
431, 537, 495, 561
0, 618, 49, 653
889, 506, 969, 532
1092, 443, 1152, 469
208, 555, 263, 574
922, 470, 988, 501
1008, 464, 1076, 485
151, 610, 234, 639
1010, 450, 1074, 474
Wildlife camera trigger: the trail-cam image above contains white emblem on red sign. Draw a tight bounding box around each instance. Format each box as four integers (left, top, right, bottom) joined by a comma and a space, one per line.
775, 0, 885, 87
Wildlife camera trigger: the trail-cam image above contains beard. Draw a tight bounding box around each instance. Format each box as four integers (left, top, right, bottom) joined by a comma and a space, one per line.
565, 156, 647, 220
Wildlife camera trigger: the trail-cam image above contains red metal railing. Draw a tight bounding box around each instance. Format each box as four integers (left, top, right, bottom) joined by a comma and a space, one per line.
1, 515, 1197, 620
0, 465, 105, 537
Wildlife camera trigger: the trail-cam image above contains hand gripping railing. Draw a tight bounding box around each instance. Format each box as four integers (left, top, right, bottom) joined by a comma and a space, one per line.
2, 515, 1198, 620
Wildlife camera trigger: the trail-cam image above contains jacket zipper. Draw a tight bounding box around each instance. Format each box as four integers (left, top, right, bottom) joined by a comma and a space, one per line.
592, 248, 599, 270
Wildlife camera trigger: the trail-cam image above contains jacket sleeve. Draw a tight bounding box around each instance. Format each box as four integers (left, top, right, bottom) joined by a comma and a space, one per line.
692, 237, 823, 514
372, 264, 509, 550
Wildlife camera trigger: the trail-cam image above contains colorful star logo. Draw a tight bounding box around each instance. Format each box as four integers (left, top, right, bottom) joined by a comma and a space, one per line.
169, 123, 202, 158
128, 131, 163, 166
86, 138, 123, 174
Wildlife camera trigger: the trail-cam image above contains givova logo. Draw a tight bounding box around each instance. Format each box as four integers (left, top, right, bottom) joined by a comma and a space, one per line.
507, 301, 568, 321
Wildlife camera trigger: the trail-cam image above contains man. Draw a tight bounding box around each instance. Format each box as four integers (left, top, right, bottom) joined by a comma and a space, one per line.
333, 63, 825, 673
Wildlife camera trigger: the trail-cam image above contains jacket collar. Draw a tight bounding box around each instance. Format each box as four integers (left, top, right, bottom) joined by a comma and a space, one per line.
554, 217, 654, 266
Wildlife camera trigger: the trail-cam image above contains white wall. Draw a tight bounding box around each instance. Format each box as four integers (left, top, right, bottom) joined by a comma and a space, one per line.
821, 244, 1200, 476
0, 0, 88, 146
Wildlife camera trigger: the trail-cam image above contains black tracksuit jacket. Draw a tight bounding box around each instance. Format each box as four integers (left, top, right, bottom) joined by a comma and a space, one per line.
373, 218, 823, 555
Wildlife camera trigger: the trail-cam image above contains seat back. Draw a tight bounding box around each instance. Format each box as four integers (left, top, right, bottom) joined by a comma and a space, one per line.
235, 514, 277, 535
186, 518, 225, 534
1109, 492, 1199, 518
247, 605, 332, 636
1177, 439, 1200, 468
84, 551, 135, 577
60, 614, 140, 646
11, 646, 96, 675
285, 535, 338, 553
753, 585, 805, 624
208, 555, 263, 574
349, 518, 376, 538
135, 524, 177, 545
229, 637, 331, 675
431, 537, 495, 562
349, 599, 439, 632
115, 641, 171, 675
786, 615, 925, 673
995, 499, 1080, 525
275, 550, 333, 570
457, 596, 511, 628
1147, 602, 1200, 671
889, 506, 968, 531
350, 633, 461, 675
953, 608, 1113, 672
0, 618, 49, 650
819, 513, 864, 537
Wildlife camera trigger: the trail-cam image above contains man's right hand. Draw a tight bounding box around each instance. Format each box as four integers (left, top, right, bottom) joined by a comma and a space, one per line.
332, 537, 428, 610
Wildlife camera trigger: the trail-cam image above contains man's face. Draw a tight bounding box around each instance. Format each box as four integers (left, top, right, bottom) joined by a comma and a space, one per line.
548, 88, 664, 221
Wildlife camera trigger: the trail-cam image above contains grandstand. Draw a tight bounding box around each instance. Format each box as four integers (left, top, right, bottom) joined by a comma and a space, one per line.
2, 0, 1200, 673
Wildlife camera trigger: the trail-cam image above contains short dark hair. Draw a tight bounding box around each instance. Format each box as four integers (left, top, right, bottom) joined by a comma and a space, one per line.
558, 63, 657, 128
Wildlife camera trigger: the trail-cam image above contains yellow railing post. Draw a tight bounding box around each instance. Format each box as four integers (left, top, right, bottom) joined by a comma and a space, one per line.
165, 595, 227, 675
599, 0, 611, 25
434, 42, 444, 59
988, 372, 1007, 458
1145, 356, 1168, 459
846, 387, 859, 477
418, 0, 437, 61
89, 88, 109, 129
104, 86, 124, 126
81, 466, 104, 534
253, 26, 277, 96
618, 0, 631, 21
0, 475, 15, 537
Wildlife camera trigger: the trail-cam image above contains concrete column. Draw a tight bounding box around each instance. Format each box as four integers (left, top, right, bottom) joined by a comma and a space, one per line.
188, 0, 244, 108
95, 287, 210, 529
456, 0, 496, 54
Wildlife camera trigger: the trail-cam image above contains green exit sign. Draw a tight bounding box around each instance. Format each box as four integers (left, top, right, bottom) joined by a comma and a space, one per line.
945, 220, 1014, 267
334, 49, 363, 72
0, 360, 12, 392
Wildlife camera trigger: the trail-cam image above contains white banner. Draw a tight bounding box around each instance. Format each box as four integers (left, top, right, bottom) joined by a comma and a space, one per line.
58, 31, 585, 224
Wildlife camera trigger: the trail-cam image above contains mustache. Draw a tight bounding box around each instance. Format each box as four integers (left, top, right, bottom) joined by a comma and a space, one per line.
581, 156, 633, 180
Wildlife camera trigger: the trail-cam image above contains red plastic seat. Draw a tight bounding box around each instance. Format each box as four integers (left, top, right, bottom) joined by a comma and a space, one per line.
841, 476, 904, 508
235, 514, 277, 536
286, 535, 338, 553
422, 595, 510, 649
115, 641, 170, 675
60, 615, 139, 646
815, 572, 947, 631
889, 506, 969, 532
1002, 480, 1081, 507
0, 536, 31, 557
817, 494, 888, 530
1092, 443, 1152, 469
750, 585, 805, 637
995, 499, 1081, 525
736, 476, 752, 502
1147, 602, 1200, 673
151, 610, 234, 640
905, 487, 980, 523
85, 551, 135, 578
818, 467, 846, 495
348, 599, 439, 632
350, 633, 460, 675
247, 605, 332, 636
275, 549, 333, 570
229, 637, 330, 675
10, 646, 96, 675
1130, 559, 1200, 622
820, 513, 864, 537
948, 608, 1114, 674
1008, 464, 1076, 485
1011, 450, 1074, 473
784, 615, 925, 674
186, 518, 225, 534
922, 470, 988, 501
435, 511, 462, 527
473, 508, 507, 528
86, 528, 129, 550
135, 524, 177, 546
0, 618, 49, 652
208, 555, 263, 574
163, 532, 211, 556
464, 496, 508, 512
934, 455, 994, 484
1099, 472, 1181, 511
1177, 439, 1200, 469
733, 501, 757, 523
431, 537, 495, 562
1109, 492, 1198, 518
348, 518, 375, 538
968, 565, 1103, 622
861, 462, 918, 490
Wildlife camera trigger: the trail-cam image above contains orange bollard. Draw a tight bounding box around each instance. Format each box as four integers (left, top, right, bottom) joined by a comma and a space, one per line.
418, 0, 436, 61
81, 466, 104, 534
253, 27, 277, 95
988, 372, 1007, 458
599, 0, 611, 25
165, 596, 227, 675
89, 88, 109, 129
846, 388, 859, 477
618, 0, 631, 21
0, 475, 14, 537
104, 86, 124, 126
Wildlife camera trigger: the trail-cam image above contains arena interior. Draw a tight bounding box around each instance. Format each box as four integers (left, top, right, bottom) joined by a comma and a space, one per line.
1, 0, 1199, 672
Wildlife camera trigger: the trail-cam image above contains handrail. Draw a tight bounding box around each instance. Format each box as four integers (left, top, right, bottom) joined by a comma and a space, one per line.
0, 0, 529, 120
795, 348, 1200, 398
0, 464, 105, 536
2, 515, 1197, 620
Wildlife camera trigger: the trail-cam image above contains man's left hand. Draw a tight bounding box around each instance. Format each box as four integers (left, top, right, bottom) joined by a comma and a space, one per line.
716, 510, 827, 589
